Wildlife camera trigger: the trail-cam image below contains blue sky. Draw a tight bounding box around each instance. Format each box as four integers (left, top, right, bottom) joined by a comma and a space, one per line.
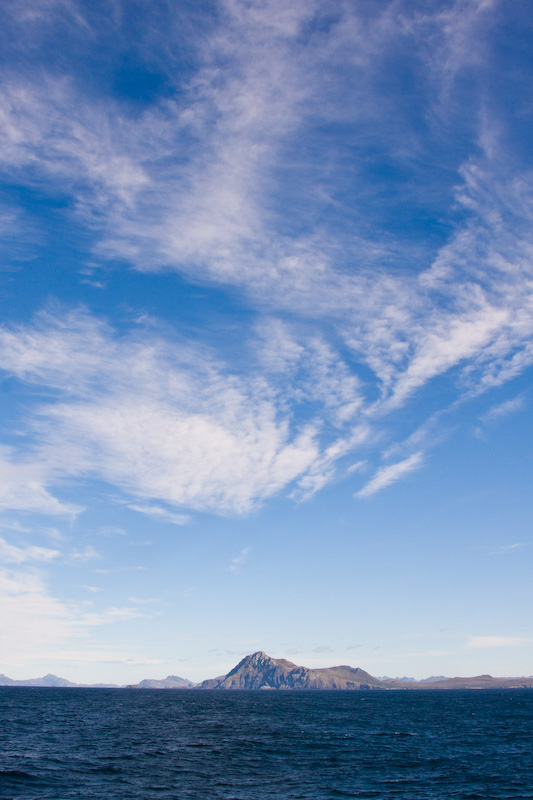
0, 0, 532, 684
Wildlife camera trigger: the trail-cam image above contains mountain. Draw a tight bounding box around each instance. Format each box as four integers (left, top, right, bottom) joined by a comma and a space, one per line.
382, 674, 533, 690
198, 651, 384, 690
1, 656, 532, 690
129, 675, 194, 689
0, 673, 77, 687
0, 672, 192, 689
198, 653, 533, 691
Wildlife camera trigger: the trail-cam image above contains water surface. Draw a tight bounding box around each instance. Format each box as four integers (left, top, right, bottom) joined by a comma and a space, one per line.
1, 688, 532, 799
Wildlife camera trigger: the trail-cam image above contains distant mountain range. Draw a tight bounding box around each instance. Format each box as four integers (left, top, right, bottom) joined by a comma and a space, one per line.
129, 675, 194, 689
2, 652, 532, 690
0, 673, 117, 688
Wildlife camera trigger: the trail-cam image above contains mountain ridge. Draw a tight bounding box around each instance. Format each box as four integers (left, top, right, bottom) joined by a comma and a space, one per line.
2, 653, 532, 690
197, 651, 384, 690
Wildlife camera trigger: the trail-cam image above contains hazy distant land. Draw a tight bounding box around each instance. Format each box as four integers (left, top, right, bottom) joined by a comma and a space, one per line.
1, 652, 532, 690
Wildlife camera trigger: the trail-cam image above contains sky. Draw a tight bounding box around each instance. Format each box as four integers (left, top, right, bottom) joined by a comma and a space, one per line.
0, 0, 532, 684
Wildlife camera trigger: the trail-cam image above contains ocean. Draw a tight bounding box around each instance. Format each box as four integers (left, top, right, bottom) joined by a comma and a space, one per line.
1, 688, 532, 799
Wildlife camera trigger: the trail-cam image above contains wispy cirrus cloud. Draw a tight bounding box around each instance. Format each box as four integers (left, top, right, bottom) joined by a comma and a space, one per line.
0, 0, 532, 517
356, 453, 424, 499
489, 543, 524, 556
481, 394, 525, 424
0, 310, 327, 515
128, 505, 190, 526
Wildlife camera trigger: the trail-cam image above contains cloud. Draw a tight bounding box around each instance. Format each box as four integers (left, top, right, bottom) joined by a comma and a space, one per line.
481, 394, 525, 424
0, 1, 500, 322
356, 452, 424, 498
291, 425, 370, 502
0, 447, 82, 517
46, 649, 164, 667
78, 606, 144, 626
128, 504, 190, 526
127, 597, 161, 605
347, 461, 366, 475
396, 649, 449, 660
0, 536, 60, 564
68, 545, 99, 562
313, 645, 333, 654
96, 526, 127, 537
489, 543, 524, 556
466, 636, 532, 649
0, 310, 323, 515
229, 546, 251, 574
0, 1, 533, 518
0, 568, 79, 665
0, 564, 146, 671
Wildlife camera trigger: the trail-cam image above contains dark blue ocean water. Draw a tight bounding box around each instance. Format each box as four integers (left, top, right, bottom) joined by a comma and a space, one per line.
1, 688, 532, 800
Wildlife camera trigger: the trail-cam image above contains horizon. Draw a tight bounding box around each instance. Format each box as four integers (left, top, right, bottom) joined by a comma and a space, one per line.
3, 648, 533, 686
1, 0, 532, 686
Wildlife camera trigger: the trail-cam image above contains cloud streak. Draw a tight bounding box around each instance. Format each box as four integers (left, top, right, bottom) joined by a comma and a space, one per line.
356, 453, 424, 498
229, 546, 251, 574
128, 505, 190, 526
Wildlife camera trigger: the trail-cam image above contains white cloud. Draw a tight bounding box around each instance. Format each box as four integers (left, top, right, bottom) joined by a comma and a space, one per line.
0, 311, 323, 515
229, 546, 251, 574
78, 606, 144, 626
128, 504, 190, 526
0, 77, 149, 212
0, 2, 532, 517
386, 306, 511, 409
96, 526, 127, 537
0, 565, 147, 668
489, 543, 524, 555
347, 461, 366, 475
46, 649, 163, 667
0, 564, 145, 676
481, 394, 525, 424
0, 536, 60, 564
0, 568, 79, 666
46, 396, 318, 515
466, 636, 532, 649
0, 447, 81, 517
127, 597, 161, 605
68, 545, 99, 562
356, 453, 424, 499
291, 426, 370, 502
0, 521, 32, 532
